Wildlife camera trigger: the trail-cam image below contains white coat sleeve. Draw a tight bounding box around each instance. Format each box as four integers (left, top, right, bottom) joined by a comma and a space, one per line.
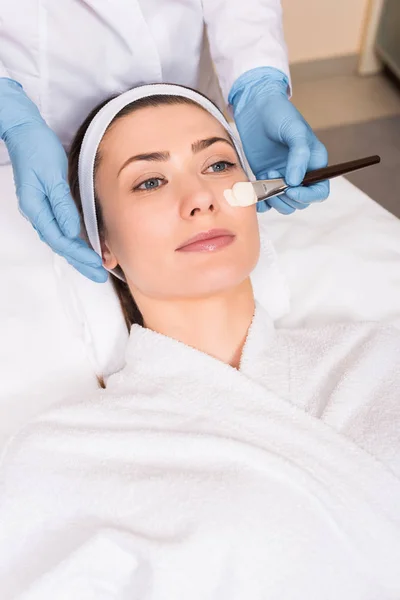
0, 60, 12, 79
201, 0, 291, 102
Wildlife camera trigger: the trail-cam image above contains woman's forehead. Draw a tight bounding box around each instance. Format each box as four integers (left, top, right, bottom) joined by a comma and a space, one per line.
97, 102, 231, 171
104, 103, 228, 147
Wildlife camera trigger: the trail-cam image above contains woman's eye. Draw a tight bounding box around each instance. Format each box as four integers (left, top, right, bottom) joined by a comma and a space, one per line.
207, 160, 236, 173
135, 177, 164, 191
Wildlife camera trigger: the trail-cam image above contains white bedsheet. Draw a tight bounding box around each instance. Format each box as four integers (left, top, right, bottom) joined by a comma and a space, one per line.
269, 177, 400, 329
1, 164, 400, 451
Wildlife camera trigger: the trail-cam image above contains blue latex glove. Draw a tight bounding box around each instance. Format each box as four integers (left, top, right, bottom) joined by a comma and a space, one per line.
0, 78, 108, 282
229, 67, 330, 214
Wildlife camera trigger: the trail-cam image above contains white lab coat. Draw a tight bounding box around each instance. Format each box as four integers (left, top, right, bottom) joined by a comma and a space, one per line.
0, 0, 290, 164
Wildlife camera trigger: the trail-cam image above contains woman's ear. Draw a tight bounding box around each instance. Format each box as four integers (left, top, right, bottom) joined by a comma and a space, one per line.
101, 237, 118, 270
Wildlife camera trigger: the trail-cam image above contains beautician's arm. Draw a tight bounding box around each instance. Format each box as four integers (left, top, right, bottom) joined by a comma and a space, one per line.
202, 0, 330, 215
202, 0, 291, 101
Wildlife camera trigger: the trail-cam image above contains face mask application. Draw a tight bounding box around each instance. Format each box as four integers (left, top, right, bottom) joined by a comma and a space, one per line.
223, 182, 258, 207
223, 155, 383, 208
78, 83, 252, 282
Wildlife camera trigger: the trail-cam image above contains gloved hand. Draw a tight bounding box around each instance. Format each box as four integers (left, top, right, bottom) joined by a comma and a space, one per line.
229, 67, 330, 214
0, 78, 107, 282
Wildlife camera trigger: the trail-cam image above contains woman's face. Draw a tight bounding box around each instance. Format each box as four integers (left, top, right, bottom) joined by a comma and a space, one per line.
95, 101, 260, 302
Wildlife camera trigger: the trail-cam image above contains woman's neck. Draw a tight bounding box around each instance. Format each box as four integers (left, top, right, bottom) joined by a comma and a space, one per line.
136, 279, 255, 369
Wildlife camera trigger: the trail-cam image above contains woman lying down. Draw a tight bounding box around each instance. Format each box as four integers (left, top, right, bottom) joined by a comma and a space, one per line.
1, 84, 400, 600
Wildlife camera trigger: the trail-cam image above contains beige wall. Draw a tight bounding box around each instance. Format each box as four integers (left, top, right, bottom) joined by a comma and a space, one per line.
281, 0, 370, 63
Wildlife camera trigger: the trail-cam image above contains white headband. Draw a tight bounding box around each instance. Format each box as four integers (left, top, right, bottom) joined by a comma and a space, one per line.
78, 83, 251, 281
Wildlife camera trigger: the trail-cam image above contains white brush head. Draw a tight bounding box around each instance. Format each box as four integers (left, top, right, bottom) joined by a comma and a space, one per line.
223, 188, 238, 206
224, 182, 257, 207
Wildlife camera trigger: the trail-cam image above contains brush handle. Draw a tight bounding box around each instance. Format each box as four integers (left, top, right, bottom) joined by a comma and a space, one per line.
302, 155, 381, 186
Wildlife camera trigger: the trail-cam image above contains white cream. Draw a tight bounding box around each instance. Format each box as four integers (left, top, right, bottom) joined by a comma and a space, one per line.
223, 182, 258, 207
223, 188, 240, 206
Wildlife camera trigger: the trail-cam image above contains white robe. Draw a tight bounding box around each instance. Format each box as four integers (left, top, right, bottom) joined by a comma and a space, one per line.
1, 302, 400, 600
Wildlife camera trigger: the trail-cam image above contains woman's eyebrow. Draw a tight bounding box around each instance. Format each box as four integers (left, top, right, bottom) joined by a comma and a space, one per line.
192, 137, 234, 153
118, 137, 234, 177
118, 151, 169, 176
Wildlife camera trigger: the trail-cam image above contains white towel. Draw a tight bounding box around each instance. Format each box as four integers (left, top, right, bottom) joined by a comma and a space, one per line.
1, 302, 400, 599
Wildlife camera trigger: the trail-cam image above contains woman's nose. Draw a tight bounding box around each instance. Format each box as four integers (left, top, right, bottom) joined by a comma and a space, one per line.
179, 181, 220, 219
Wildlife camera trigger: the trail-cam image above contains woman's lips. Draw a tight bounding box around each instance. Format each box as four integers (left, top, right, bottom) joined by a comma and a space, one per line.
176, 229, 236, 252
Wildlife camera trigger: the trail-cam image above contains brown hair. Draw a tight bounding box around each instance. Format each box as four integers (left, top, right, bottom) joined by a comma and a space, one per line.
68, 89, 213, 331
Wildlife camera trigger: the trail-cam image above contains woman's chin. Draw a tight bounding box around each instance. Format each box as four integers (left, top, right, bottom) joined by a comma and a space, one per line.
171, 245, 259, 298
181, 265, 253, 299
126, 245, 259, 301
